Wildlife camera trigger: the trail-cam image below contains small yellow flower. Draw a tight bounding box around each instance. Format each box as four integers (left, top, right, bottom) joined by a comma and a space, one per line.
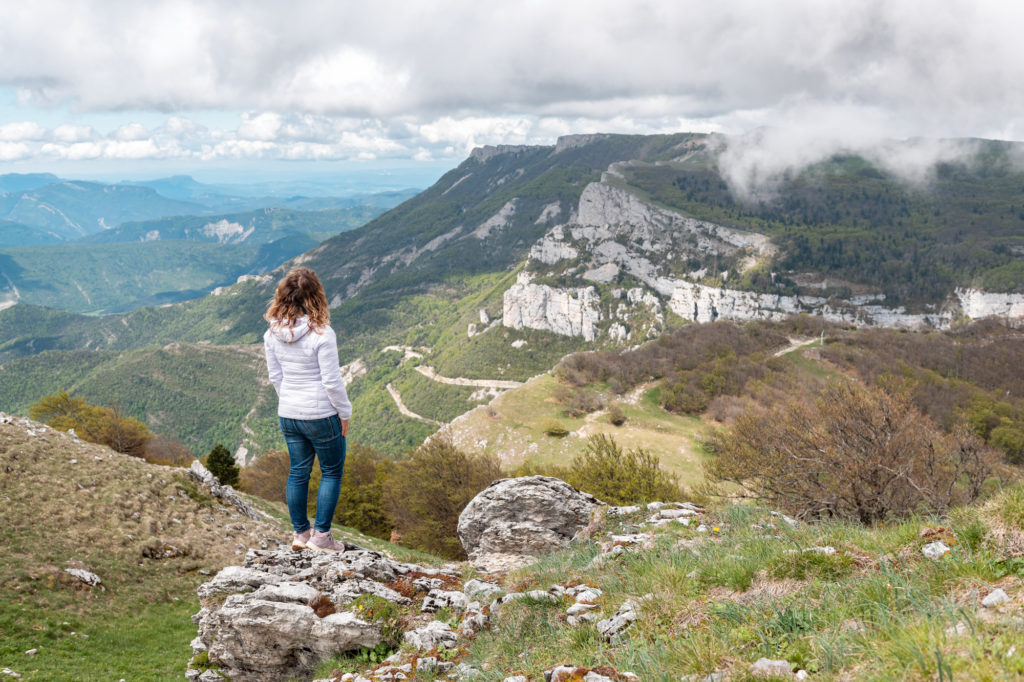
713, 527, 720, 532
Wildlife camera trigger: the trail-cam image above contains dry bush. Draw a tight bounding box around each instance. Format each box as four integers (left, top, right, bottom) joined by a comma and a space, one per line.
239, 449, 290, 504
707, 378, 1000, 524
383, 437, 502, 558
143, 434, 194, 467
30, 391, 151, 458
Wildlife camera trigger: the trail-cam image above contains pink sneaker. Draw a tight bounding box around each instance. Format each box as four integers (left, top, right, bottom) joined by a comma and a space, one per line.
291, 529, 311, 550
307, 529, 346, 553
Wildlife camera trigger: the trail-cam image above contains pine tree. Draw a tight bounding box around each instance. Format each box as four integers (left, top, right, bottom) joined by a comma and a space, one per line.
206, 444, 240, 487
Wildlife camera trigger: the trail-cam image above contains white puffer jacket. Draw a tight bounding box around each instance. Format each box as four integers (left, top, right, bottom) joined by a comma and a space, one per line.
263, 317, 352, 421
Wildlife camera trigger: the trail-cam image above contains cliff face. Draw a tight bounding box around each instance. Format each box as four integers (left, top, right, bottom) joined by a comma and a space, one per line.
504, 178, 1024, 341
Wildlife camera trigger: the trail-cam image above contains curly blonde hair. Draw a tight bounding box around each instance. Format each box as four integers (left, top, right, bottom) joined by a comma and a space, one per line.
264, 267, 330, 337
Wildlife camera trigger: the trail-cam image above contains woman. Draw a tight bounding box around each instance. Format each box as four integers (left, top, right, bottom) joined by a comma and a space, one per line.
263, 267, 351, 552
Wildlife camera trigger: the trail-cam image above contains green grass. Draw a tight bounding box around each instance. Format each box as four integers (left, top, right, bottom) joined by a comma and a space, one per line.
444, 374, 712, 484
462, 502, 1024, 681
0, 598, 200, 682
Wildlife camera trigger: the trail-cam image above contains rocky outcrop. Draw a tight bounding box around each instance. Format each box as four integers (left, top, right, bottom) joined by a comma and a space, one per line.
457, 476, 602, 571
956, 288, 1024, 322
187, 460, 273, 523
189, 545, 461, 681
504, 176, 1024, 339
502, 273, 602, 341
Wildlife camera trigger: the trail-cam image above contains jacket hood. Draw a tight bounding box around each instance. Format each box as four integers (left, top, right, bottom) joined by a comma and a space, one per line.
270, 317, 312, 343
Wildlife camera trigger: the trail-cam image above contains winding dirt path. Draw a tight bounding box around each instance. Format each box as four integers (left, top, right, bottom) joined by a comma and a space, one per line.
386, 382, 443, 426
773, 337, 818, 357
414, 365, 524, 389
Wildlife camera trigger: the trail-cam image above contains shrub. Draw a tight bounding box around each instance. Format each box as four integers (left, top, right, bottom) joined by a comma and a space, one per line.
542, 418, 570, 437
566, 434, 681, 505
383, 437, 502, 558
29, 391, 153, 459
334, 444, 394, 539
239, 449, 290, 503
205, 444, 240, 487
553, 385, 604, 418
608, 403, 626, 426
707, 378, 1000, 524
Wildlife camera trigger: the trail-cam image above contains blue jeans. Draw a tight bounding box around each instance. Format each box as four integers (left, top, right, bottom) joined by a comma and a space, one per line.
279, 415, 346, 533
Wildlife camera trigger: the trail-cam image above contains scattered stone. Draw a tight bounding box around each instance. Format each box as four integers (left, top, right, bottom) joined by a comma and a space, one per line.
921, 541, 951, 560
449, 662, 481, 679
982, 588, 1009, 608
187, 460, 272, 523
417, 657, 438, 673
412, 577, 443, 592
749, 657, 792, 678
769, 511, 799, 527
463, 578, 504, 600
680, 674, 725, 682
403, 620, 458, 651
63, 568, 102, 587
596, 596, 650, 642
457, 476, 602, 569
460, 610, 490, 636
567, 602, 599, 616
23, 651, 36, 656
503, 677, 527, 682
1, 669, 22, 679
795, 671, 810, 680
422, 588, 469, 613
608, 505, 641, 515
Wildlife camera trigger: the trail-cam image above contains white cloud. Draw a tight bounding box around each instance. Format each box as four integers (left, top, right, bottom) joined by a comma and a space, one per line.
0, 121, 45, 141
0, 141, 30, 160
1, 1, 1023, 176
52, 124, 95, 143
113, 123, 150, 141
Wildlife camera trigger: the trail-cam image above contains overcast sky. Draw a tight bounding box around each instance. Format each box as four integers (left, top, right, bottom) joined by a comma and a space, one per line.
1, 0, 1023, 183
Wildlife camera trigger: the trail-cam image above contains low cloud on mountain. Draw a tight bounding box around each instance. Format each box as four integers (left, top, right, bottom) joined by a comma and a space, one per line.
1, 1, 1023, 179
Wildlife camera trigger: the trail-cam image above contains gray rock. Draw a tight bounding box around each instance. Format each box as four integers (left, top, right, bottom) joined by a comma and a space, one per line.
422, 588, 469, 613
982, 588, 1009, 608
188, 460, 272, 522
197, 565, 279, 598
749, 657, 792, 678
922, 541, 951, 560
403, 620, 458, 651
608, 505, 641, 515
503, 677, 528, 682
195, 595, 379, 681
463, 578, 503, 600
449, 663, 481, 679
250, 582, 320, 604
417, 657, 438, 673
198, 671, 223, 682
333, 578, 410, 606
681, 674, 725, 682
460, 611, 490, 636
63, 568, 102, 587
567, 602, 599, 616
412, 577, 443, 592
597, 599, 642, 641
458, 476, 601, 565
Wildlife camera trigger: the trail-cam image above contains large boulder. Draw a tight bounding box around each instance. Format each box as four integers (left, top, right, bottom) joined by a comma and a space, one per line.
457, 476, 602, 570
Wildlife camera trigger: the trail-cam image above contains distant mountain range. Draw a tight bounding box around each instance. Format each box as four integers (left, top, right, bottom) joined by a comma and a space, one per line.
0, 174, 419, 313
1, 132, 1022, 458
0, 172, 420, 248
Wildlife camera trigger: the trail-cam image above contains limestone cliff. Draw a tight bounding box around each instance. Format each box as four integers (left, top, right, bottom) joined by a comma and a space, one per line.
504, 177, 1024, 341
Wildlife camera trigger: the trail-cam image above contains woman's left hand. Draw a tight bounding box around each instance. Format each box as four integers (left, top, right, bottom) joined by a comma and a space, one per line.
340, 419, 349, 437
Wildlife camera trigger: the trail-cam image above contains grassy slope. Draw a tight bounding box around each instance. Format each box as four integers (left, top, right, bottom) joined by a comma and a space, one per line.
443, 374, 712, 483
0, 416, 443, 682
465, 492, 1024, 680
